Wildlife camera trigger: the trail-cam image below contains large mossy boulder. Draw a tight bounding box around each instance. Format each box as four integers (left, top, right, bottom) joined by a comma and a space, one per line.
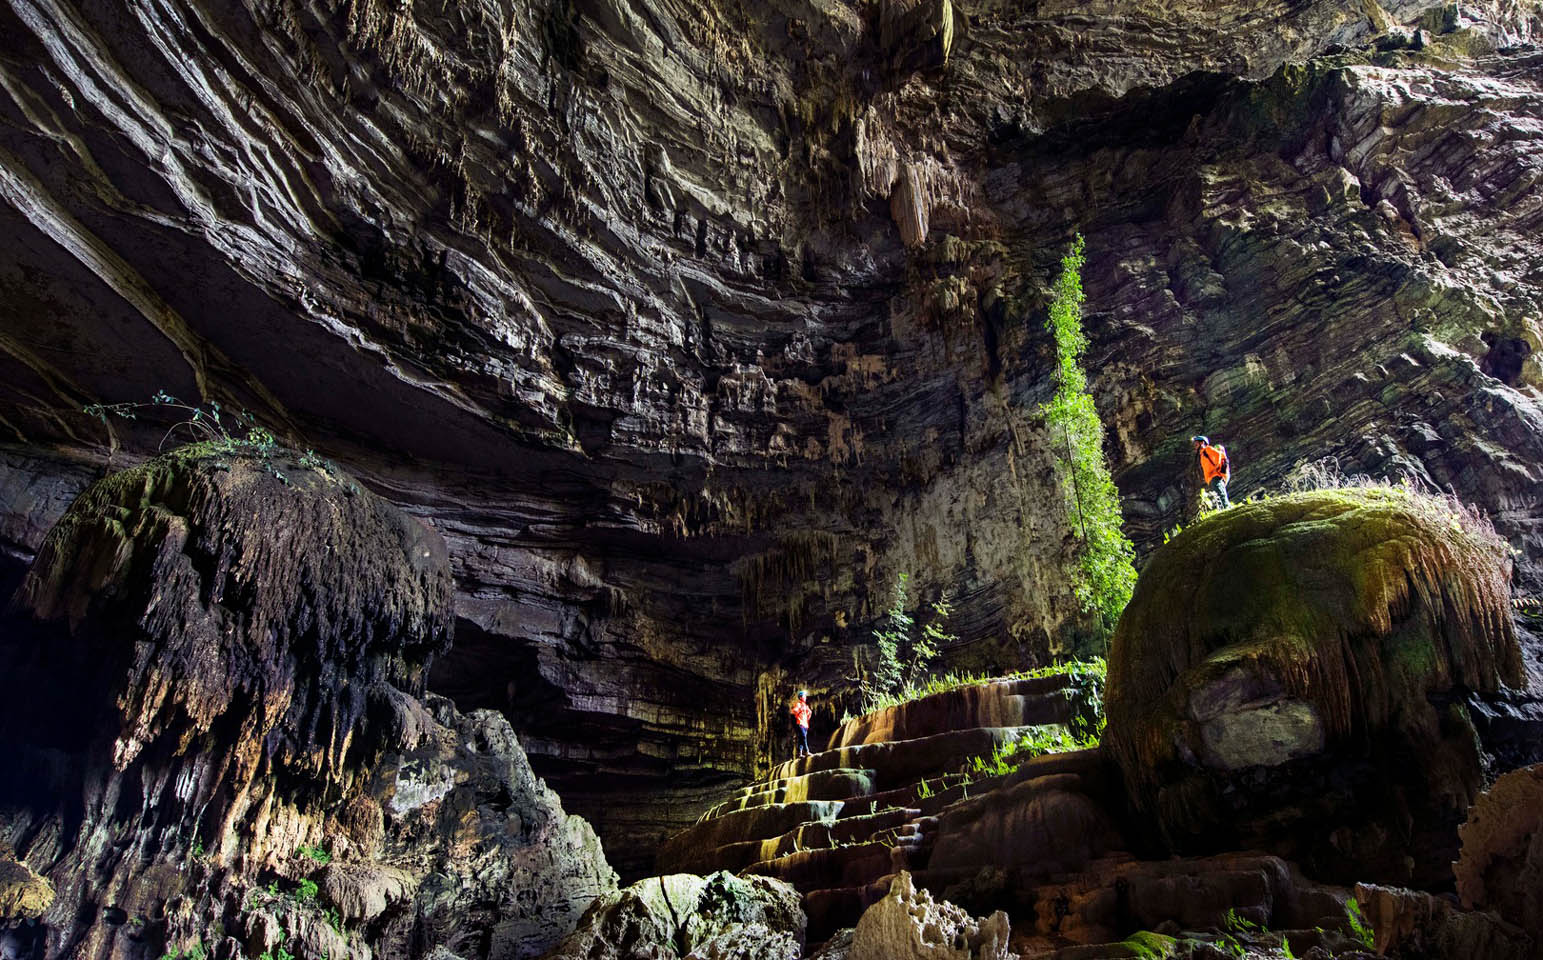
1104, 488, 1523, 888
0, 446, 615, 960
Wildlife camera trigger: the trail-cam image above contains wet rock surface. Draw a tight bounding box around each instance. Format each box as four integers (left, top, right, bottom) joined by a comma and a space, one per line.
655, 670, 1113, 940
0, 0, 1542, 881
0, 449, 616, 960
653, 496, 1543, 958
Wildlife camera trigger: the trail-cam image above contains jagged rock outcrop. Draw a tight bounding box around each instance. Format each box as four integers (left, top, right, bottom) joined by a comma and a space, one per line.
1454, 762, 1543, 942
1353, 883, 1534, 960
0, 448, 615, 960
1, 0, 1542, 879
0, 858, 51, 921
1104, 487, 1524, 888
538, 871, 805, 960
849, 871, 1012, 960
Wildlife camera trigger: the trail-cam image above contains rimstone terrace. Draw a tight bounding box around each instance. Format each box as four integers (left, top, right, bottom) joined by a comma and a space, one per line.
658, 671, 1115, 937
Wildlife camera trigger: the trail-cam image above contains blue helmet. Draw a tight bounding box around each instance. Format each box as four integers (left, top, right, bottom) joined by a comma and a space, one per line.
798, 690, 807, 699
1191, 435, 1209, 445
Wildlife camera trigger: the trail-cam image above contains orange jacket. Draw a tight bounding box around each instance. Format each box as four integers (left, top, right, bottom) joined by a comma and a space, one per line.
791, 699, 811, 728
1198, 444, 1230, 483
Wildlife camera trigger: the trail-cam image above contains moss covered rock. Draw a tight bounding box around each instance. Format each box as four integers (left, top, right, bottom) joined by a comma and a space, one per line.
0, 446, 615, 960
1104, 488, 1522, 887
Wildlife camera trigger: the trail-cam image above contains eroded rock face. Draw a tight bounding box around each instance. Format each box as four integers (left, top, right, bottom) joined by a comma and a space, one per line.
1353, 882, 1534, 960
1, 0, 1542, 879
0, 449, 615, 960
1454, 762, 1543, 942
848, 872, 1012, 960
538, 871, 805, 960
1104, 488, 1523, 888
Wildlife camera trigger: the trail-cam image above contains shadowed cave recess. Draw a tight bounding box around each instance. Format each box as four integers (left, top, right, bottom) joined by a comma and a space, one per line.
1, 0, 1543, 943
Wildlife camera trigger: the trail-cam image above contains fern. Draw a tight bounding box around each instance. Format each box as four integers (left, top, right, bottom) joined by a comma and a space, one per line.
1345, 896, 1375, 948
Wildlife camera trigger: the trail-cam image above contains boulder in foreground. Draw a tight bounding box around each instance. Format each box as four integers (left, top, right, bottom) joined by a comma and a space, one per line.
539, 870, 805, 960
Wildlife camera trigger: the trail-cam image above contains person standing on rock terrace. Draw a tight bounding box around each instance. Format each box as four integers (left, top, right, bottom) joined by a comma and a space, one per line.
791, 690, 813, 759
1192, 435, 1231, 509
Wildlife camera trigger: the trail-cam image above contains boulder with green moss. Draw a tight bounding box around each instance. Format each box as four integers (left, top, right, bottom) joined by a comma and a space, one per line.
0, 446, 615, 960
1104, 488, 1523, 888
0, 857, 53, 919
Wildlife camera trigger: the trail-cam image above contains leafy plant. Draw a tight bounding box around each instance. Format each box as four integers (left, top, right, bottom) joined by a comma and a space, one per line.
85, 391, 276, 453
858, 658, 1107, 722
1223, 908, 1261, 934
964, 719, 1103, 779
188, 837, 204, 861
862, 574, 957, 711
82, 392, 356, 492
1345, 896, 1375, 948
258, 927, 294, 960
1040, 235, 1137, 647
297, 843, 332, 865
296, 878, 319, 901
324, 905, 346, 937
916, 778, 935, 800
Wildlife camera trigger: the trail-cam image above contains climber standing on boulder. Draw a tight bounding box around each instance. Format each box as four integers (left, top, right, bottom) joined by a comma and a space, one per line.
791, 690, 813, 759
1192, 435, 1231, 509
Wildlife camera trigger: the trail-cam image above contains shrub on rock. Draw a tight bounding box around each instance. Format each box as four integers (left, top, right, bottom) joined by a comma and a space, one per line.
1103, 488, 1522, 887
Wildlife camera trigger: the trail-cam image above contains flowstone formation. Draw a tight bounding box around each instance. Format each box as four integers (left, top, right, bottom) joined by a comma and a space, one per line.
0, 448, 615, 960
1104, 488, 1524, 888
847, 872, 1010, 960
3, 0, 1543, 878
658, 492, 1540, 958
654, 669, 1117, 938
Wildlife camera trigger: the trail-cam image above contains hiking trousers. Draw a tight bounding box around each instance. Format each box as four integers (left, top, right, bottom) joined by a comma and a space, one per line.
1208, 476, 1231, 508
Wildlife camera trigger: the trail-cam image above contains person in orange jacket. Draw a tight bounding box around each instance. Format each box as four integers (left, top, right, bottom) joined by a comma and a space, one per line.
1192, 435, 1231, 508
791, 690, 813, 759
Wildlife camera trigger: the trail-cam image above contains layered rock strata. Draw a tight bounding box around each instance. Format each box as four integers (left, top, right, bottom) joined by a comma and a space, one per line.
0, 449, 615, 960
1, 0, 1542, 877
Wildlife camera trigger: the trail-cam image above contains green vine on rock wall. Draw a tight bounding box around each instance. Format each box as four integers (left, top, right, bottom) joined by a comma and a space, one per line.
1041, 235, 1137, 644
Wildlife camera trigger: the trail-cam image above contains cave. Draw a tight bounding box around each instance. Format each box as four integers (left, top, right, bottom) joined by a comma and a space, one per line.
1, 1, 1542, 958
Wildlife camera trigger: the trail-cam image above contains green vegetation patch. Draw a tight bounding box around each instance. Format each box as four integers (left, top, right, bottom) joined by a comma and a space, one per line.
1041, 235, 1138, 647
